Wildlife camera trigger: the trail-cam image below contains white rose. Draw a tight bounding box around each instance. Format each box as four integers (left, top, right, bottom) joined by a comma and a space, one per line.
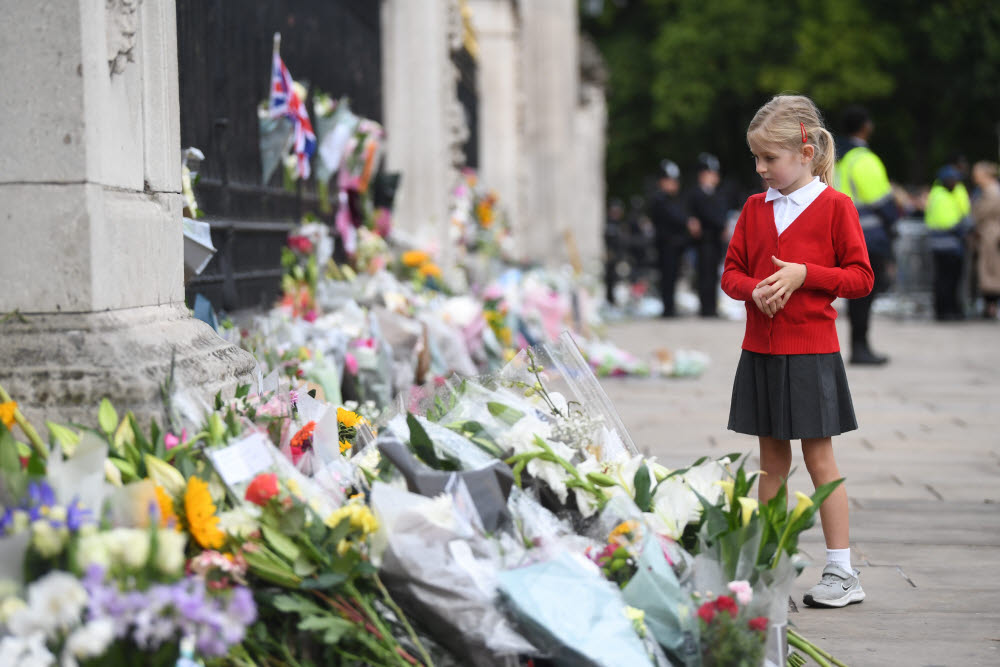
0, 596, 27, 624
155, 530, 187, 576
75, 533, 111, 571
64, 617, 115, 660
119, 529, 151, 570
19, 571, 87, 637
30, 520, 68, 558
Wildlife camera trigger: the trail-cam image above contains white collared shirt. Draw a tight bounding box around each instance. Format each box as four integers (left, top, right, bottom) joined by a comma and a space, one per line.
765, 176, 827, 235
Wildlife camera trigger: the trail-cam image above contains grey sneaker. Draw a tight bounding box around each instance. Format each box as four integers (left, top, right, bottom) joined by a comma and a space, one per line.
803, 563, 866, 608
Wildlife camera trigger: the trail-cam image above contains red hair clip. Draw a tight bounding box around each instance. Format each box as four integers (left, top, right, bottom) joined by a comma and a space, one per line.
800, 122, 808, 143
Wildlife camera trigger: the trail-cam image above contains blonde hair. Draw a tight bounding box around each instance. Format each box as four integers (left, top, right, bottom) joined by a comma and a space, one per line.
747, 95, 836, 186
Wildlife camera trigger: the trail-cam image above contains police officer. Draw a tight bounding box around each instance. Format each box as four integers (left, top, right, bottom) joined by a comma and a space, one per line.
836, 106, 898, 365
686, 153, 728, 317
925, 165, 972, 320
648, 160, 687, 317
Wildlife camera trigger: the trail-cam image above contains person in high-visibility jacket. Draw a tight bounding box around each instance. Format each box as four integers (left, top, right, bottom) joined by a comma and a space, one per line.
925, 165, 972, 320
835, 106, 898, 365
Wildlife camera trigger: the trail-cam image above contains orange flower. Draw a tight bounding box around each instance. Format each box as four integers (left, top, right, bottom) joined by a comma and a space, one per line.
402, 250, 430, 267
154, 484, 179, 530
184, 477, 225, 549
476, 201, 494, 227
290, 421, 317, 465
0, 401, 16, 429
419, 263, 442, 279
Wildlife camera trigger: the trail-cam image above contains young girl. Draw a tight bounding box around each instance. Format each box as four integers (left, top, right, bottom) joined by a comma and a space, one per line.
722, 95, 873, 608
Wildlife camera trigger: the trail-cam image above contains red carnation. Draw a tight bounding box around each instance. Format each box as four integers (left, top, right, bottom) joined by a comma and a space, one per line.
697, 601, 716, 624
245, 473, 279, 506
749, 616, 769, 633
714, 594, 739, 618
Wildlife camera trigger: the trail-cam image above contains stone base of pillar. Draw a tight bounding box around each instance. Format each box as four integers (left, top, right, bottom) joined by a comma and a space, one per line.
0, 304, 257, 431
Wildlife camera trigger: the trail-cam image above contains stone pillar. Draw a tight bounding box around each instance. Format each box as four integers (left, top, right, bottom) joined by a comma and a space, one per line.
0, 0, 255, 428
573, 37, 608, 273
516, 0, 579, 266
467, 0, 521, 246
381, 0, 467, 261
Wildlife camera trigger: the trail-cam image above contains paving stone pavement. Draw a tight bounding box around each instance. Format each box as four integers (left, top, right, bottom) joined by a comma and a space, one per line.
601, 314, 1000, 667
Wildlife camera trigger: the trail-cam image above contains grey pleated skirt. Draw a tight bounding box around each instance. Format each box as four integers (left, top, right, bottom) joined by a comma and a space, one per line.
728, 350, 858, 440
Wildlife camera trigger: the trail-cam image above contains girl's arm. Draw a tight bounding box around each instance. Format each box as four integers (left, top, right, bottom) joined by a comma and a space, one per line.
800, 198, 875, 299
721, 203, 759, 301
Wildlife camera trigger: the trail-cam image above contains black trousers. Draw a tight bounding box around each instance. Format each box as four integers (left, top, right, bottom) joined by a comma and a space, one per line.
695, 241, 721, 316
932, 251, 965, 320
658, 242, 683, 316
848, 251, 889, 346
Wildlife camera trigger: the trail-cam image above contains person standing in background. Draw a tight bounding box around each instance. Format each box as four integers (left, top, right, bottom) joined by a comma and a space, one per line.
648, 160, 688, 317
970, 161, 1000, 319
925, 165, 972, 321
835, 106, 898, 365
686, 153, 728, 317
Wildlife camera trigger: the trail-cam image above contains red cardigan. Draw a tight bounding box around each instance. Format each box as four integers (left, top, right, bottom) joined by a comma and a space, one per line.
722, 187, 874, 354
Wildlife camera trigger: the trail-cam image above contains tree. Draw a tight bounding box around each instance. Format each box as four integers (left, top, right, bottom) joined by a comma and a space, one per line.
584, 0, 1000, 199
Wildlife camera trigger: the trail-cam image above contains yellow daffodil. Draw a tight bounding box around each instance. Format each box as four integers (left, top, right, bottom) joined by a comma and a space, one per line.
339, 440, 352, 454
789, 491, 813, 523
738, 497, 758, 526
0, 401, 17, 429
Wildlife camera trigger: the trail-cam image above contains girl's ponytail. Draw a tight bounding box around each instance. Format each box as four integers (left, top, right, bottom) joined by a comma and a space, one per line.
813, 127, 836, 186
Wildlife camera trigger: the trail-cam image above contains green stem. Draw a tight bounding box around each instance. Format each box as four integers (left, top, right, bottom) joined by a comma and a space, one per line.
787, 630, 831, 667
374, 573, 434, 667
164, 430, 209, 462
345, 581, 410, 667
532, 436, 607, 502
788, 630, 848, 667
0, 383, 48, 460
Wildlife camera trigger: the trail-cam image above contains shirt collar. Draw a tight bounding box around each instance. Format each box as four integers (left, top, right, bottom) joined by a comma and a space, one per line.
765, 176, 823, 204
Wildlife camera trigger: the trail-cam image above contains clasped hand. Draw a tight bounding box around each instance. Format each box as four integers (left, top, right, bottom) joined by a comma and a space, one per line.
752, 256, 806, 318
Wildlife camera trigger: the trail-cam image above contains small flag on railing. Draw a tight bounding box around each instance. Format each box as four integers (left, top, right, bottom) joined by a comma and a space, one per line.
268, 33, 316, 179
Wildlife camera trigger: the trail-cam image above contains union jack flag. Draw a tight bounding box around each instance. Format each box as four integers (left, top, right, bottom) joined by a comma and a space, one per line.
268, 50, 316, 179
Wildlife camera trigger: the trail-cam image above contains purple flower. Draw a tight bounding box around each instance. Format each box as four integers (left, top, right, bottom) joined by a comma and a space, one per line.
227, 587, 257, 625
66, 500, 93, 531
0, 507, 12, 534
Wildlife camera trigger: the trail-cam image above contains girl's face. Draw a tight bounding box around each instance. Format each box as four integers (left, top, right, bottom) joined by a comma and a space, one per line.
750, 141, 815, 195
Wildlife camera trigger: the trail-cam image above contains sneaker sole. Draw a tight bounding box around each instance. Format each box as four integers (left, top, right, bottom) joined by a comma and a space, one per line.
803, 589, 866, 608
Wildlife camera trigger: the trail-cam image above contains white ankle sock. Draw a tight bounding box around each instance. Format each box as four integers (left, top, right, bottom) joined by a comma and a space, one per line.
826, 548, 852, 571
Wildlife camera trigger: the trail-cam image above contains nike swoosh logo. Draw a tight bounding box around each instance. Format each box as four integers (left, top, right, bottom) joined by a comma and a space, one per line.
841, 583, 852, 591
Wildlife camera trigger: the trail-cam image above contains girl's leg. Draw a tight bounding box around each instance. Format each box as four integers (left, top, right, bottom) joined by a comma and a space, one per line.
801, 437, 849, 549
758, 436, 792, 504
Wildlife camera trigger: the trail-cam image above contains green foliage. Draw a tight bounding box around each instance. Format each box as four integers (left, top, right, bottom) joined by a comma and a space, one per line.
584, 0, 1000, 196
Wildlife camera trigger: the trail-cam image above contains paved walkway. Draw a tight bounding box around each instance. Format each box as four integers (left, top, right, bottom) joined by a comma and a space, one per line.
601, 314, 1000, 667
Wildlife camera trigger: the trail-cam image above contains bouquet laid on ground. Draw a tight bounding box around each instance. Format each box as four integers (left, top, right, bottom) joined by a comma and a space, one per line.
0, 328, 837, 665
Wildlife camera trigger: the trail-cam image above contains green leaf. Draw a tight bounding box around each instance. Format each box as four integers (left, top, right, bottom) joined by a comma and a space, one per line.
97, 398, 118, 436
26, 452, 46, 476
298, 615, 354, 644
278, 504, 307, 536
45, 421, 81, 457
109, 457, 139, 483
272, 594, 325, 616
487, 402, 524, 426
0, 423, 20, 474
469, 435, 504, 458
633, 463, 652, 512
235, 383, 251, 399
299, 572, 348, 590
406, 413, 439, 468
245, 552, 301, 588
262, 524, 301, 563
